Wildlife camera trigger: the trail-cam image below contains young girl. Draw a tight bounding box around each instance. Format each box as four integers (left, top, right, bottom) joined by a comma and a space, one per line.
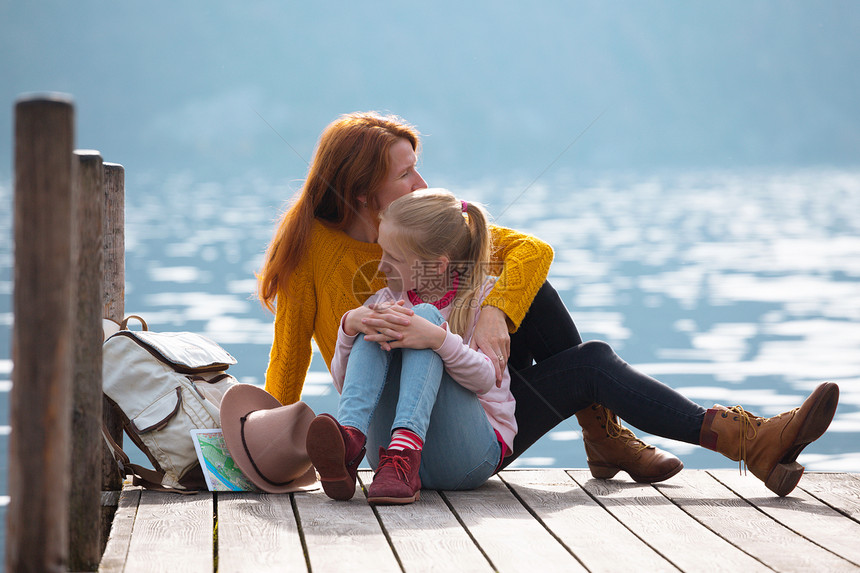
305, 189, 513, 504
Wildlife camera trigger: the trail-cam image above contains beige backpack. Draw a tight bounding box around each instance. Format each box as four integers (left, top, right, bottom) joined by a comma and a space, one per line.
102, 317, 237, 491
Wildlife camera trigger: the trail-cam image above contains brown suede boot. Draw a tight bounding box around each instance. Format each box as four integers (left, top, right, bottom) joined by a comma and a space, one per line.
699, 382, 839, 497
306, 414, 366, 501
577, 404, 683, 483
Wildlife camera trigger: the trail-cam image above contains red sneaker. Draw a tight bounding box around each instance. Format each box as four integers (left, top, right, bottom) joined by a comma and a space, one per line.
367, 447, 422, 505
306, 414, 366, 501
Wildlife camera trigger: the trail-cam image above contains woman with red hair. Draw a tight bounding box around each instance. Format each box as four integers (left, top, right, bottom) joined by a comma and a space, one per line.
259, 111, 681, 482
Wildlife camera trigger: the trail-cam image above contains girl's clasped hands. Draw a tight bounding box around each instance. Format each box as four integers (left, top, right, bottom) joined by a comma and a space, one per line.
344, 299, 446, 352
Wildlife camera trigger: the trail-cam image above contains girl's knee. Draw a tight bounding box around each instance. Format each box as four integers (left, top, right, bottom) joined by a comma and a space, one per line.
411, 303, 445, 325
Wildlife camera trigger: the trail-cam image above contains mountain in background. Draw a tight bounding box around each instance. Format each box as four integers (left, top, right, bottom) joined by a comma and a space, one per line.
1, 1, 858, 185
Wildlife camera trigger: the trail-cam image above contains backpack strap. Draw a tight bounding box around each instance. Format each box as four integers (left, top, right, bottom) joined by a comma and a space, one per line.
127, 464, 199, 494
120, 314, 148, 331
101, 415, 200, 495
101, 420, 131, 473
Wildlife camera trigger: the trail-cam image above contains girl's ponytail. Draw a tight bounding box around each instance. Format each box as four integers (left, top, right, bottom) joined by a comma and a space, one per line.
447, 201, 491, 336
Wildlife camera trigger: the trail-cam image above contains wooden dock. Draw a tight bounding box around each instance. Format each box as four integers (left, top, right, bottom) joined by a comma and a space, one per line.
99, 468, 860, 572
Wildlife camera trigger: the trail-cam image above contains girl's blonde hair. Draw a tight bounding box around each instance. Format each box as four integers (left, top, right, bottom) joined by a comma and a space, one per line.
380, 189, 492, 336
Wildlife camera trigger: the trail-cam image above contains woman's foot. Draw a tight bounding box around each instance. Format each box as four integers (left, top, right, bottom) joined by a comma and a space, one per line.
700, 382, 839, 496
577, 405, 683, 483
367, 447, 422, 505
305, 414, 366, 501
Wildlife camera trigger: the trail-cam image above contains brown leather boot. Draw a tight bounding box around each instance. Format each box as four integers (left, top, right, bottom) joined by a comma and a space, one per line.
577, 404, 683, 483
699, 382, 839, 496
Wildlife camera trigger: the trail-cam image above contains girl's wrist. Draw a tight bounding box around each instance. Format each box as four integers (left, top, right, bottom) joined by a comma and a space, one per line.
432, 325, 447, 350
342, 311, 358, 336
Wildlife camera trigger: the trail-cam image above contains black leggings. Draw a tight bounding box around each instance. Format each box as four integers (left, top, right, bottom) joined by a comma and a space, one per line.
502, 281, 706, 468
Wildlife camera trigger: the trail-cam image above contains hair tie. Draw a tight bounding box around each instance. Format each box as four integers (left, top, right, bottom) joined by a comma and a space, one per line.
461, 200, 468, 213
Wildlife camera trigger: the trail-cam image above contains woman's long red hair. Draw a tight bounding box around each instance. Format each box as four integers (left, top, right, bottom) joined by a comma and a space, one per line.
258, 112, 420, 312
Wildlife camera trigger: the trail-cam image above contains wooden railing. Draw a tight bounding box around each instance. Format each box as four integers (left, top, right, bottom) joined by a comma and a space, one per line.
8, 94, 126, 572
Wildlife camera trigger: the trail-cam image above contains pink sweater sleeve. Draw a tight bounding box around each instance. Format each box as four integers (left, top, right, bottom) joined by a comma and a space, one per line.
433, 328, 497, 395
330, 312, 356, 394
331, 290, 393, 393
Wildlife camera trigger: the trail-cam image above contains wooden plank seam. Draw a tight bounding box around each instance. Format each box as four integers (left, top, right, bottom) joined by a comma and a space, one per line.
497, 473, 589, 571
213, 493, 219, 573
289, 492, 313, 572
357, 474, 407, 572
706, 471, 860, 567
651, 472, 771, 570
799, 485, 860, 525
565, 470, 684, 571
436, 490, 497, 571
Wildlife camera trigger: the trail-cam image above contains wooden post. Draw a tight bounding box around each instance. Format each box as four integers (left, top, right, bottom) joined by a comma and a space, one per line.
102, 163, 125, 326
9, 94, 75, 573
69, 150, 105, 571
101, 162, 125, 493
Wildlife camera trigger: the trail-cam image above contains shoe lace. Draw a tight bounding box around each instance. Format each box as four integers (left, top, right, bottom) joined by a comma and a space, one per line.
725, 406, 756, 474
605, 411, 650, 453
377, 452, 411, 480
724, 405, 799, 474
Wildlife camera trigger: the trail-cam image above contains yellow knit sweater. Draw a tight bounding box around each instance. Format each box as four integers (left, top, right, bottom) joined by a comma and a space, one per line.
264, 218, 554, 404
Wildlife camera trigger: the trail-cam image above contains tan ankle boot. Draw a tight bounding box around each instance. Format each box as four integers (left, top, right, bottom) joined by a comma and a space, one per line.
576, 404, 683, 483
699, 382, 839, 496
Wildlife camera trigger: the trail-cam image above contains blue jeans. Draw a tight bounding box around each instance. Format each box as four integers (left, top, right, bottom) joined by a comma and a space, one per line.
337, 303, 501, 490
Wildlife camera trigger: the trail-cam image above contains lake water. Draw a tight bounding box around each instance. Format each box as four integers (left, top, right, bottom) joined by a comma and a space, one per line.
1, 168, 859, 560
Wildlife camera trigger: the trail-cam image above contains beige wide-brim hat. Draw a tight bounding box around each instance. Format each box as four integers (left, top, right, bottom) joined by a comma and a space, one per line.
220, 384, 318, 493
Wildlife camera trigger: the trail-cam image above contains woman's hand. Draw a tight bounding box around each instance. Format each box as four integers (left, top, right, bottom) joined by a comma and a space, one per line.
469, 305, 510, 386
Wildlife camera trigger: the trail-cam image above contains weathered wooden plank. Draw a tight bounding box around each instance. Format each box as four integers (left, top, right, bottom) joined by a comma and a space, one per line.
101, 490, 122, 555
122, 491, 213, 573
799, 472, 860, 521
293, 483, 400, 572
97, 471, 860, 572
709, 469, 860, 567
568, 470, 770, 572
102, 491, 121, 507
500, 469, 675, 573
217, 493, 307, 572
99, 487, 142, 573
655, 469, 855, 571
443, 475, 585, 572
358, 471, 492, 572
